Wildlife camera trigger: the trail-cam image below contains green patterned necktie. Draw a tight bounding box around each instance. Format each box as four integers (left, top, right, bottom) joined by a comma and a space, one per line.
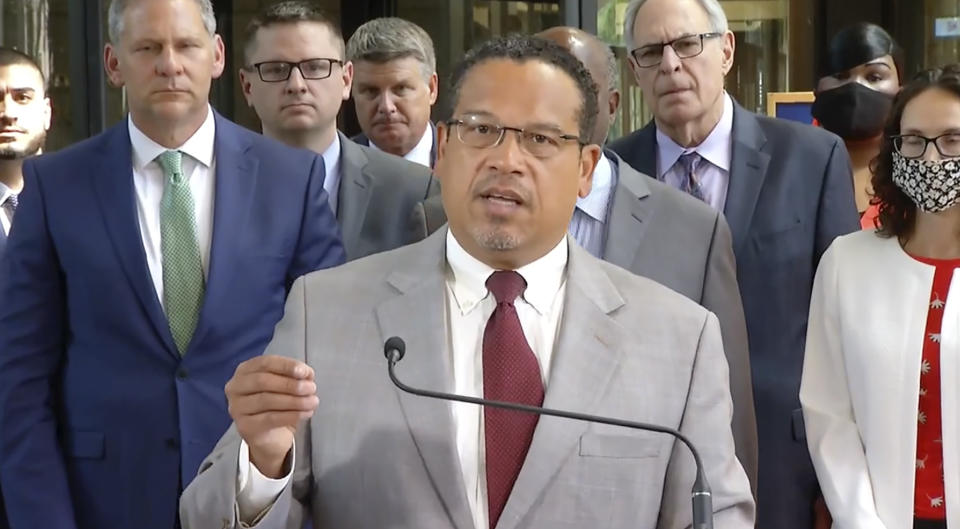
157, 150, 205, 355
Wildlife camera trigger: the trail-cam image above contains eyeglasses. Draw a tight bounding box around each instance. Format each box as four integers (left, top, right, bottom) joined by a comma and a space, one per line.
892, 133, 960, 159
246, 58, 343, 82
446, 118, 583, 158
630, 33, 724, 68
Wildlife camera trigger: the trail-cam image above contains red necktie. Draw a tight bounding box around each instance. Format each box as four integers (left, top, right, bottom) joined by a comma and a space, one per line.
483, 271, 545, 529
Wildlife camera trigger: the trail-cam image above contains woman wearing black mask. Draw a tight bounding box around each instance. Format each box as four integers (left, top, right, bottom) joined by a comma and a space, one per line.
813, 23, 904, 227
802, 65, 960, 529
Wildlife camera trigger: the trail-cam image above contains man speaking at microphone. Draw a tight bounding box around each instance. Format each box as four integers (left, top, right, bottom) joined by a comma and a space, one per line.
180, 36, 753, 529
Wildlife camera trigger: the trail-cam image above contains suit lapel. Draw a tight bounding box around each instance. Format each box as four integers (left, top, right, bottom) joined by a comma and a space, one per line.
92, 122, 178, 357
189, 115, 257, 351
602, 152, 654, 270
374, 229, 474, 529
498, 242, 627, 529
628, 122, 658, 177
429, 121, 438, 169
336, 133, 375, 257
723, 104, 770, 252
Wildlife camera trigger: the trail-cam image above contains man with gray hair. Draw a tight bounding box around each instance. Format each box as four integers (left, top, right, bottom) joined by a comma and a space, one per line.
346, 17, 438, 168
537, 25, 758, 496
609, 1, 859, 528
0, 0, 345, 528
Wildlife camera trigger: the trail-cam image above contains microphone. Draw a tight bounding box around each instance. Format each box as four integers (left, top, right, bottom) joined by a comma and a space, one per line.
383, 336, 714, 529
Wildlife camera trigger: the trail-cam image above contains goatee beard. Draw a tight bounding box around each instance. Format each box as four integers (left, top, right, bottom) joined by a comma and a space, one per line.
0, 131, 46, 160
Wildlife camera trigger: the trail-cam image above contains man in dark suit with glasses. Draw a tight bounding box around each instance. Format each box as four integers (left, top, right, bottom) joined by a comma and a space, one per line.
239, 1, 437, 261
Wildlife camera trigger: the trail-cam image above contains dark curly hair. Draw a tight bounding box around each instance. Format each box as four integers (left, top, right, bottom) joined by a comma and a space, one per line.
871, 64, 960, 238
447, 34, 599, 141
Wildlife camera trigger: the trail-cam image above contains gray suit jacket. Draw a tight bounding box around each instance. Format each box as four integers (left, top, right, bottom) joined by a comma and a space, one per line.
609, 103, 859, 529
337, 132, 438, 260
180, 229, 754, 529
406, 153, 758, 495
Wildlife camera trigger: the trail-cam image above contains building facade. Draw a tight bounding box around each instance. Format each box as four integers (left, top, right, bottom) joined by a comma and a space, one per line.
2, 0, 956, 152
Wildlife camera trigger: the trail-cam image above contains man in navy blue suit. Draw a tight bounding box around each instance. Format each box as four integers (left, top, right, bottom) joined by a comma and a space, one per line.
0, 46, 52, 529
0, 1, 345, 528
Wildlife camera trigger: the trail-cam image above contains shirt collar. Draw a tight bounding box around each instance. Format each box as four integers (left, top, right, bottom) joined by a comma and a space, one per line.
445, 229, 568, 317
576, 153, 615, 222
0, 182, 11, 207
129, 104, 216, 171
322, 133, 342, 183
656, 93, 734, 178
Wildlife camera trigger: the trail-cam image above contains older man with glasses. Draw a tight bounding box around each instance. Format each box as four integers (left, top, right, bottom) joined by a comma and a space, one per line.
239, 1, 437, 261
608, 1, 860, 529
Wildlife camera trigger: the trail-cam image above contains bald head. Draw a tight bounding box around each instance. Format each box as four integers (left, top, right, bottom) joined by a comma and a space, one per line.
537, 27, 620, 145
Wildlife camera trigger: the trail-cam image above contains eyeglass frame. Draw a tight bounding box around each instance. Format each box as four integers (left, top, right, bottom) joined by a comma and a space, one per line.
891, 133, 960, 159
244, 58, 344, 83
630, 32, 725, 68
444, 118, 585, 158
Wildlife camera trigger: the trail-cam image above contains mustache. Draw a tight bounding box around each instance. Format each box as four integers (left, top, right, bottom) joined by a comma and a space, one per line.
473, 174, 532, 203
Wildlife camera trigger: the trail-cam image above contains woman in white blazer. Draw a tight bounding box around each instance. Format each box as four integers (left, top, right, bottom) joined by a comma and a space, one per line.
801, 65, 960, 529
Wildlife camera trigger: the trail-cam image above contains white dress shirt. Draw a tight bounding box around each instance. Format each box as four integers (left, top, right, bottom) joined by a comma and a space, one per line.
0, 181, 14, 236
129, 106, 216, 306
236, 230, 569, 529
369, 123, 434, 168
569, 153, 616, 257
319, 134, 342, 216
657, 93, 733, 212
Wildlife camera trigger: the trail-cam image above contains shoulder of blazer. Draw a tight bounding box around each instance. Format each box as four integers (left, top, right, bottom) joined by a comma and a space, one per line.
646, 176, 721, 230
350, 132, 371, 147
24, 120, 128, 183
825, 229, 899, 264
356, 142, 434, 187
750, 110, 843, 153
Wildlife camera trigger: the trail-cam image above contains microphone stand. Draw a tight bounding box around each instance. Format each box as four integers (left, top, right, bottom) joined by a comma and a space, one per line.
384, 337, 714, 529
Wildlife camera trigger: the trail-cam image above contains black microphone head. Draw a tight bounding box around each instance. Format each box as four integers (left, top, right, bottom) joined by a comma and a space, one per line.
384, 336, 406, 362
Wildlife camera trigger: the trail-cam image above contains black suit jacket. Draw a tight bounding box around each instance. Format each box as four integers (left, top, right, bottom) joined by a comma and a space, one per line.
609, 102, 859, 529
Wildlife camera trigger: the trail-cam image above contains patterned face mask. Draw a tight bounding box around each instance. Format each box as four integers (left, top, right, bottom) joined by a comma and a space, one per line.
892, 151, 960, 213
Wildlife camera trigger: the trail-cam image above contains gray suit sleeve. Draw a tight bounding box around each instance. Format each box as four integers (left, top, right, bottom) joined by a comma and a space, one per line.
701, 213, 758, 498
180, 278, 313, 529
658, 313, 756, 529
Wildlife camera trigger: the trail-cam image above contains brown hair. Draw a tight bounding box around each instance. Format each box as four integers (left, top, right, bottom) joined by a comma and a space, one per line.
242, 1, 343, 66
871, 64, 960, 237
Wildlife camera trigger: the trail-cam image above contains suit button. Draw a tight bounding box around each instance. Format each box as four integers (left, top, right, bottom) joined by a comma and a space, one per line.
165, 438, 179, 450
176, 368, 188, 380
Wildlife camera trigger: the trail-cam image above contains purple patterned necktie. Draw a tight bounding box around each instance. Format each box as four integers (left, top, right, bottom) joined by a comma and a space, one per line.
482, 270, 544, 529
678, 152, 707, 202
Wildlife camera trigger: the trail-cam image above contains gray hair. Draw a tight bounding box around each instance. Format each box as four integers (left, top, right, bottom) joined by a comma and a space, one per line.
108, 0, 217, 44
346, 17, 436, 81
623, 0, 728, 51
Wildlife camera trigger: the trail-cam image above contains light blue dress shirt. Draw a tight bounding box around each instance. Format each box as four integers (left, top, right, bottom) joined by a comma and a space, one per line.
656, 93, 734, 212
568, 153, 616, 258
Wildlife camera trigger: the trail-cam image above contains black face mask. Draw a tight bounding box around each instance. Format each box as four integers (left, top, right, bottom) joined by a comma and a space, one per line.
811, 82, 894, 141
